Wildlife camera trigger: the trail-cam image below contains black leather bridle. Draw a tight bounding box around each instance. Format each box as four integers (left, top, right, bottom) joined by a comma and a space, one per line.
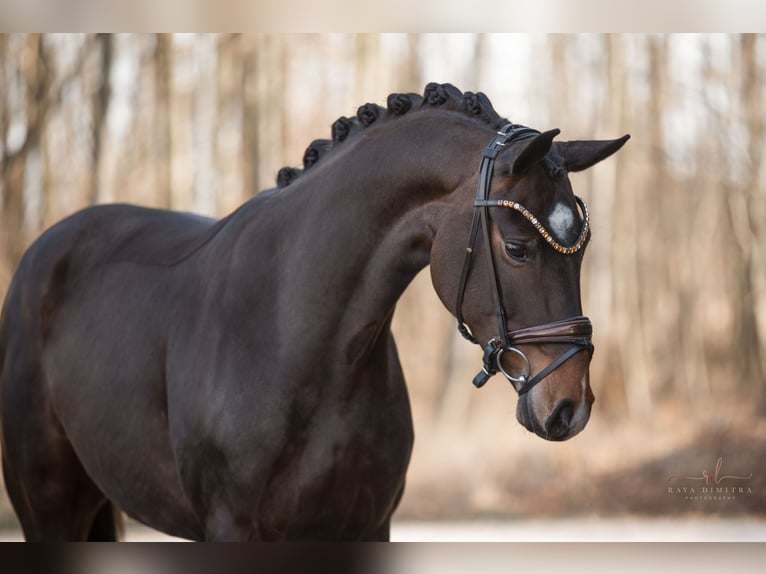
455, 124, 594, 395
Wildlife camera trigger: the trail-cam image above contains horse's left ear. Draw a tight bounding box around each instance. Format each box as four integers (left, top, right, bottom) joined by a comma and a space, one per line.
557, 135, 631, 172
512, 129, 561, 175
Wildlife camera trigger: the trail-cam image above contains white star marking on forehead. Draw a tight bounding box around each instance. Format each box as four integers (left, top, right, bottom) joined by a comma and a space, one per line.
548, 202, 576, 243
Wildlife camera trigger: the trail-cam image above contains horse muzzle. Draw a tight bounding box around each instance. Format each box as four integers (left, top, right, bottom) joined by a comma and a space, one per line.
470, 316, 594, 441
517, 386, 592, 441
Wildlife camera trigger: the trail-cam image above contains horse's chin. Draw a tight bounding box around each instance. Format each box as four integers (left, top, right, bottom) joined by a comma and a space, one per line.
516, 394, 546, 438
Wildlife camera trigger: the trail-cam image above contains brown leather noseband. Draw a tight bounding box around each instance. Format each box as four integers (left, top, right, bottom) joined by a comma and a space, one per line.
455, 124, 594, 395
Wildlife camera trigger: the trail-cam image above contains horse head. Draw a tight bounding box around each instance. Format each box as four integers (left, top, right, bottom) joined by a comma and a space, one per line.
430, 125, 629, 441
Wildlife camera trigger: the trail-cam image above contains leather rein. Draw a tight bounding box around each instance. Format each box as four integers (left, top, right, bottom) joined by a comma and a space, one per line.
455, 124, 594, 395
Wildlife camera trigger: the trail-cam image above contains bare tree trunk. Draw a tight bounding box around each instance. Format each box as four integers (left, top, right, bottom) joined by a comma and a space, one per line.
1, 34, 51, 273
87, 34, 112, 205
154, 34, 173, 209
641, 35, 712, 403
404, 34, 423, 92
191, 34, 218, 215
242, 34, 285, 198
0, 34, 7, 173
241, 37, 258, 199
213, 34, 246, 216
732, 34, 766, 405
607, 35, 653, 417
0, 34, 10, 291
354, 34, 380, 104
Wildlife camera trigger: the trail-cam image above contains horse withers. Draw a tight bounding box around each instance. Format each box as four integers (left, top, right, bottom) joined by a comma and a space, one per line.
0, 83, 628, 540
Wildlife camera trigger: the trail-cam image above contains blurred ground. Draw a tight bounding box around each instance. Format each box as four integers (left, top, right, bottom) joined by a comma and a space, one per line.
397, 397, 766, 520
1, 517, 766, 542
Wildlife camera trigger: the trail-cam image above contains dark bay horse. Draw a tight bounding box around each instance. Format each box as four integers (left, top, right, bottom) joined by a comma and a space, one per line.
0, 83, 628, 541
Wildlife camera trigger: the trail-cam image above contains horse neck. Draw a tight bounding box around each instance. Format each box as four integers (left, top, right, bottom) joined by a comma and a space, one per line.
253, 112, 491, 365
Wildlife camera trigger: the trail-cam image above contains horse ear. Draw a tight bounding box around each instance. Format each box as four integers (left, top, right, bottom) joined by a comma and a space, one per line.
512, 129, 561, 175
558, 134, 631, 172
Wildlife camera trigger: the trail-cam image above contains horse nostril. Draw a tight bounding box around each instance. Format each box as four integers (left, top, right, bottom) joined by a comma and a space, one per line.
545, 399, 575, 438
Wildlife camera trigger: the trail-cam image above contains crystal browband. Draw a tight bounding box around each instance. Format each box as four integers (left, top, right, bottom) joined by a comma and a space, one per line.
475, 195, 590, 255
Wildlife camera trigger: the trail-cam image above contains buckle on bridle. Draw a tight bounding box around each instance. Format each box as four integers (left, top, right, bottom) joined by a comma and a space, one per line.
471, 337, 532, 390
472, 338, 502, 388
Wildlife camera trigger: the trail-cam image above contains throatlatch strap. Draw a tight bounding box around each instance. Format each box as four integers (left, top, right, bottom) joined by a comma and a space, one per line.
455, 207, 483, 344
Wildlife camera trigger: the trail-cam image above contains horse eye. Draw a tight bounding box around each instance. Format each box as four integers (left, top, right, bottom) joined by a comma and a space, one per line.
505, 241, 528, 262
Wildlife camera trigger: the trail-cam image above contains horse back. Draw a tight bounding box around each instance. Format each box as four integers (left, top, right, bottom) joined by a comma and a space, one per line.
64, 203, 222, 267
1, 204, 220, 348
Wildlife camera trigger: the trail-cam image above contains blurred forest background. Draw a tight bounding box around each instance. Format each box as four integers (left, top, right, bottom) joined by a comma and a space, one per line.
1, 34, 765, 531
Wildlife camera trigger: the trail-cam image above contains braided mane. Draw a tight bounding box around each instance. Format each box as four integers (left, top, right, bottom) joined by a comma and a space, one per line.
275, 83, 509, 188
